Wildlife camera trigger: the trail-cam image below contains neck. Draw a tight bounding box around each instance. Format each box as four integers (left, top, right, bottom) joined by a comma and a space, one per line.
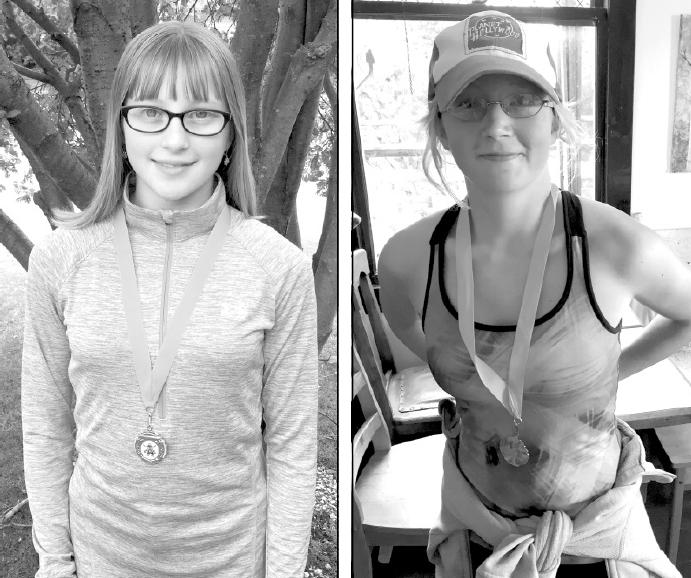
465, 175, 554, 248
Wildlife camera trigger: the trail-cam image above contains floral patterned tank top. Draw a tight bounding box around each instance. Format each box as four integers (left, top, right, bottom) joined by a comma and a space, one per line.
422, 191, 622, 517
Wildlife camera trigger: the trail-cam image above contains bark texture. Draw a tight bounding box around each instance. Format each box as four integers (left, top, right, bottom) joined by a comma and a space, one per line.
71, 0, 133, 156
229, 0, 279, 156
0, 208, 33, 271
312, 69, 336, 351
313, 142, 336, 352
0, 47, 97, 209
253, 0, 335, 206
129, 0, 157, 37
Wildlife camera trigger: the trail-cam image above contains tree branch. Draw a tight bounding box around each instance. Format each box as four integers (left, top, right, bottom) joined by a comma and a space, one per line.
71, 0, 133, 155
0, 209, 33, 271
183, 0, 200, 21
253, 0, 336, 205
3, 3, 71, 93
13, 131, 74, 223
9, 0, 81, 64
12, 62, 50, 83
0, 47, 97, 209
229, 0, 279, 159
262, 0, 305, 122
4, 5, 100, 166
323, 70, 335, 108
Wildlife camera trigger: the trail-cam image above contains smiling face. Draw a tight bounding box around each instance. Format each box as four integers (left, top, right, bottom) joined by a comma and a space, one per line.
439, 73, 557, 197
122, 71, 231, 211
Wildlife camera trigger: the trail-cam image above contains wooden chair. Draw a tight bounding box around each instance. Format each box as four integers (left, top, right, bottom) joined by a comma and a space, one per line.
654, 424, 691, 564
353, 248, 451, 441
353, 345, 472, 571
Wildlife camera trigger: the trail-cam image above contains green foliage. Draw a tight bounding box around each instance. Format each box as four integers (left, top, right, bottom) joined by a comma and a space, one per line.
158, 0, 240, 39
0, 126, 30, 196
304, 71, 335, 197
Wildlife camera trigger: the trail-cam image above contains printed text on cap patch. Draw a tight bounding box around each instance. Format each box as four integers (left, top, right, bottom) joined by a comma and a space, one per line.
465, 14, 526, 58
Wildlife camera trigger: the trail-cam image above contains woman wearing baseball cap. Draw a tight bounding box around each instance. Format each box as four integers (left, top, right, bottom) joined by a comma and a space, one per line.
378, 11, 690, 577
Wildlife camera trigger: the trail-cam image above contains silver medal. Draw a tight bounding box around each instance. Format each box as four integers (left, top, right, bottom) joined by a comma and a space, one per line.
135, 427, 167, 464
500, 433, 530, 467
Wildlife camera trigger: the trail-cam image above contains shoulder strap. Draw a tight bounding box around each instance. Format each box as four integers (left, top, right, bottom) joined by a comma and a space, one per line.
561, 190, 586, 238
430, 205, 461, 246
422, 205, 459, 330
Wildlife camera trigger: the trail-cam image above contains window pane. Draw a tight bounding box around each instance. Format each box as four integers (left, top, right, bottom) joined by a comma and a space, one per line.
354, 19, 596, 264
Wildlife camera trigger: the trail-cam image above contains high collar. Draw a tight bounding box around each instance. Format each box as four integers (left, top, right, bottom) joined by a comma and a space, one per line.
121, 175, 227, 242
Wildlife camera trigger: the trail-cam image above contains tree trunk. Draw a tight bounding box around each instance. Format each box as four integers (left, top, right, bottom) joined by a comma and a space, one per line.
0, 209, 33, 271
312, 74, 335, 268
129, 0, 157, 37
253, 0, 335, 206
229, 0, 279, 158
262, 80, 322, 238
0, 47, 97, 209
313, 71, 336, 351
13, 132, 73, 226
314, 145, 336, 352
262, 0, 305, 118
71, 0, 133, 156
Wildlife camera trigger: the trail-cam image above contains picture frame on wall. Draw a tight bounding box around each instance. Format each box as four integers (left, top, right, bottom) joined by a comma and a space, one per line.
671, 14, 691, 173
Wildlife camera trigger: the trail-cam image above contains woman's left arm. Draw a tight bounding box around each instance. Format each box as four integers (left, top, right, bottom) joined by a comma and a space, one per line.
594, 203, 691, 380
262, 249, 318, 577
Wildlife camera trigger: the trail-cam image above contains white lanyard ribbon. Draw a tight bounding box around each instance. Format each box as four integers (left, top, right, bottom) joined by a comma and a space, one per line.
113, 204, 232, 412
455, 185, 558, 422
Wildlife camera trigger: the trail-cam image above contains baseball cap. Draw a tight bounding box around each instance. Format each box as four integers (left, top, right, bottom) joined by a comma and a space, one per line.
429, 11, 562, 112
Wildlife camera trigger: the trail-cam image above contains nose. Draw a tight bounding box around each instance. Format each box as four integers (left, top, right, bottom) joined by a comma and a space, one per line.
481, 102, 513, 139
160, 116, 189, 149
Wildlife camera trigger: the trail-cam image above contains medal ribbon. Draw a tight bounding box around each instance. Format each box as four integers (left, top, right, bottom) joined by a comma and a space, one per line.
113, 203, 232, 413
455, 185, 558, 421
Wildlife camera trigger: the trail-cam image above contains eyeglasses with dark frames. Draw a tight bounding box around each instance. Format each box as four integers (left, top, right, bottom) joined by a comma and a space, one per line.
441, 93, 555, 121
121, 106, 231, 136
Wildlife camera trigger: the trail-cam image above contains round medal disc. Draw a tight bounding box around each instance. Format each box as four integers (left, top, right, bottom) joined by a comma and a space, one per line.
135, 430, 167, 464
500, 434, 530, 467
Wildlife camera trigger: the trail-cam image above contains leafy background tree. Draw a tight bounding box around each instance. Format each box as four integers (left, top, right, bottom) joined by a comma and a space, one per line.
0, 0, 337, 350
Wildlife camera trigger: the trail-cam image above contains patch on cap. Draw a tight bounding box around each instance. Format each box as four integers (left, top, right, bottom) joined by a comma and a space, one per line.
465, 13, 526, 58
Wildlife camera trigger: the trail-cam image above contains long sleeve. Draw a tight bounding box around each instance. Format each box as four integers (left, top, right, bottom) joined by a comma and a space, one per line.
21, 241, 77, 578
262, 251, 318, 578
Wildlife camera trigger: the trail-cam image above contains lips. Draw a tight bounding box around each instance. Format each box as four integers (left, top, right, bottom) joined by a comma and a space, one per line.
153, 160, 195, 168
478, 152, 522, 162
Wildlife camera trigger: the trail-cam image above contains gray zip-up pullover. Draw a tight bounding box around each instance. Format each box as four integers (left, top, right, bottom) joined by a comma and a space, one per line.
21, 182, 318, 577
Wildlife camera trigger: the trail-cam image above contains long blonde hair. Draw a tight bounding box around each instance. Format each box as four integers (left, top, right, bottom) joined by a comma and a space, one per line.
56, 21, 256, 228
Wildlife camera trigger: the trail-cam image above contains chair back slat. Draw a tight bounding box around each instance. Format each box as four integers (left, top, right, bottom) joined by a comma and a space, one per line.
353, 347, 391, 485
353, 249, 396, 374
353, 287, 395, 437
353, 248, 369, 285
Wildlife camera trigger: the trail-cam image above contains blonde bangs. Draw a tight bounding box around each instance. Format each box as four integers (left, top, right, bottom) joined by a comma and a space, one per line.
127, 36, 224, 104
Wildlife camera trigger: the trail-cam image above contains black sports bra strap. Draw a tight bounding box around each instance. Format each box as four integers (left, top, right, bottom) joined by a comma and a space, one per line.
562, 190, 586, 238
421, 192, 585, 331
430, 205, 461, 245
423, 205, 460, 331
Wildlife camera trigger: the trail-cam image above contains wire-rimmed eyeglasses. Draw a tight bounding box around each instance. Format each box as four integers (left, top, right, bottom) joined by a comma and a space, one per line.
441, 93, 555, 121
121, 106, 231, 136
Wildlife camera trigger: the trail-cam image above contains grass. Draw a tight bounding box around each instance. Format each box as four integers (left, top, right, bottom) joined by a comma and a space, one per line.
0, 245, 337, 577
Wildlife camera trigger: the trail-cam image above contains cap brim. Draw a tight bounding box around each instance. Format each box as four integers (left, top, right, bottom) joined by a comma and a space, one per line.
435, 55, 560, 111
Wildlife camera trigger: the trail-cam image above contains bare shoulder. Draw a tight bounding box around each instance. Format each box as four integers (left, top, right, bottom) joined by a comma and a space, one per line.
378, 208, 450, 285
579, 196, 677, 278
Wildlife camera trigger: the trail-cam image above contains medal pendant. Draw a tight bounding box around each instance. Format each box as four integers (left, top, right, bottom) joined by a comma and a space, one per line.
500, 433, 530, 467
135, 428, 167, 464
